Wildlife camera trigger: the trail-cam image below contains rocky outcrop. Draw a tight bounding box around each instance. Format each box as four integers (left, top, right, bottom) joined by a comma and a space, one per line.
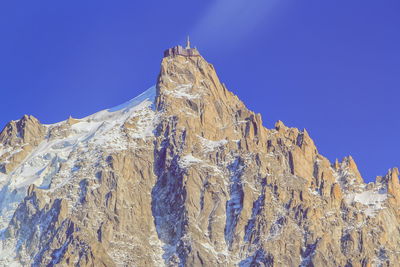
0, 115, 45, 146
0, 115, 45, 174
0, 48, 399, 266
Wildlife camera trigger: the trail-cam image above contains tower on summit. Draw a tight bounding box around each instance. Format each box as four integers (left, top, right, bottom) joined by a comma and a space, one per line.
186, 36, 191, 49
163, 36, 199, 58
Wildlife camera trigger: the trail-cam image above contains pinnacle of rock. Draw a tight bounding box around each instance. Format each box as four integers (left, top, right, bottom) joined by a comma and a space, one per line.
0, 45, 399, 266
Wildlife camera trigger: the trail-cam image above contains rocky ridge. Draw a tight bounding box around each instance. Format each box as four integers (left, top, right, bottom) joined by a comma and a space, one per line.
0, 48, 399, 266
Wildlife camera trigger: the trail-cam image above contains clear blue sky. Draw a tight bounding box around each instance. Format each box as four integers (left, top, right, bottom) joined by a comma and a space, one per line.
0, 0, 399, 182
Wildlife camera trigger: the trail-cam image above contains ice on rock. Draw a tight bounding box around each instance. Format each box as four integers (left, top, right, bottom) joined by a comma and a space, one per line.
346, 188, 387, 216
179, 154, 203, 168
198, 136, 228, 153
164, 83, 202, 100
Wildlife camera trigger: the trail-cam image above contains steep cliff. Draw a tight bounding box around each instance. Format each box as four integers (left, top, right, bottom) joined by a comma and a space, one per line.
0, 49, 399, 267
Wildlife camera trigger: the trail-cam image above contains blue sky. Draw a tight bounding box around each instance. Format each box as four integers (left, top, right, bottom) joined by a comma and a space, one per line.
0, 0, 399, 182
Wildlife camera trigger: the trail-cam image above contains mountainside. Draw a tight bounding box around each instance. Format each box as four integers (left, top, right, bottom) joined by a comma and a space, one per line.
0, 47, 399, 267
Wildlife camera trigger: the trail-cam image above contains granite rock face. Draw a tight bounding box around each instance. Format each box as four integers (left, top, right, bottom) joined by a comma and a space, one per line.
0, 51, 399, 267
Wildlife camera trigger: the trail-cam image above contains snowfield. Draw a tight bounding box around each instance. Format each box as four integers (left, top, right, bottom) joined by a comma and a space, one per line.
0, 86, 157, 232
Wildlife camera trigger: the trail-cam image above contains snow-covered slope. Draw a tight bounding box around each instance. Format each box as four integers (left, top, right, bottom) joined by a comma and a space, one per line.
0, 86, 156, 232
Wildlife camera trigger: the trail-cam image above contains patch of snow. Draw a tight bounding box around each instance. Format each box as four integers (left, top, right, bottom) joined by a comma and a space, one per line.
308, 188, 320, 196
164, 84, 201, 100
346, 188, 387, 216
107, 87, 156, 112
199, 242, 230, 258
0, 146, 15, 159
0, 239, 21, 267
179, 154, 203, 168
198, 136, 227, 153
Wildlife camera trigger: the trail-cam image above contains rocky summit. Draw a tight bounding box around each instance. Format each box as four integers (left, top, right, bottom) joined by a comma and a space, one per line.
0, 44, 399, 267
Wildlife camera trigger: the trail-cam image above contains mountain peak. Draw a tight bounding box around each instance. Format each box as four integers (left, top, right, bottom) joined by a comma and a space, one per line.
156, 47, 243, 113
1, 46, 400, 266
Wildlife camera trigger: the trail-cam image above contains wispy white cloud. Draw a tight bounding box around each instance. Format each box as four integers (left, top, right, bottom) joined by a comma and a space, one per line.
190, 0, 281, 50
